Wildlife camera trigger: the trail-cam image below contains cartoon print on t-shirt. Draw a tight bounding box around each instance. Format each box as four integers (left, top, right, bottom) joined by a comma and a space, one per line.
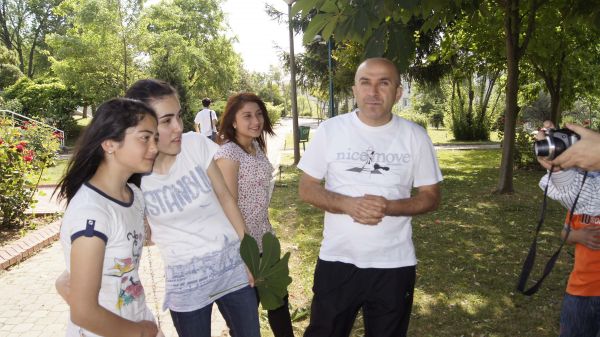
345, 146, 390, 174
117, 276, 144, 309
105, 229, 145, 309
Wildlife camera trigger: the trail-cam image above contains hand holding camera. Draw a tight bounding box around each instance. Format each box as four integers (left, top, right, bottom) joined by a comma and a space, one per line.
550, 123, 600, 171
534, 121, 580, 171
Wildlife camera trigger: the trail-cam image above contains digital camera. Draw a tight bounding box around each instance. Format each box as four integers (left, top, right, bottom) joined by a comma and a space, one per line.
533, 128, 580, 160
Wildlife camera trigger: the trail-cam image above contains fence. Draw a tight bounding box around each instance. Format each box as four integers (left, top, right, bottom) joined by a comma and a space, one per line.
0, 109, 65, 149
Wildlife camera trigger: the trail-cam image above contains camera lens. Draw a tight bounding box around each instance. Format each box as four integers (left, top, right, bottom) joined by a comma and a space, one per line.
553, 138, 568, 158
534, 139, 551, 157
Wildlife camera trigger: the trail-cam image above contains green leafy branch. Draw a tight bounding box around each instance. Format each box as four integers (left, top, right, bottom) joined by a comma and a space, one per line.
240, 232, 292, 311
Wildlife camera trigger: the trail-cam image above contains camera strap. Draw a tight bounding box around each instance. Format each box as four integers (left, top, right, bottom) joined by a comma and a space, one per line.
516, 170, 588, 296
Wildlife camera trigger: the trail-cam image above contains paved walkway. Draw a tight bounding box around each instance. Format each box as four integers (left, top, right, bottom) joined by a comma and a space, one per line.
0, 118, 299, 337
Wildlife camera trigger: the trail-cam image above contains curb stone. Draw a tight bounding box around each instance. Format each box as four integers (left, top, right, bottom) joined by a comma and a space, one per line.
0, 220, 60, 270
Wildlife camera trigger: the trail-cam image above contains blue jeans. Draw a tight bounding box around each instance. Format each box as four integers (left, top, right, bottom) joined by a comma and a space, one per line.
560, 293, 600, 337
170, 286, 260, 337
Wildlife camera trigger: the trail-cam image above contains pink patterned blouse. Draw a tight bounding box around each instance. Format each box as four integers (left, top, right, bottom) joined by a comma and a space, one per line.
215, 141, 274, 251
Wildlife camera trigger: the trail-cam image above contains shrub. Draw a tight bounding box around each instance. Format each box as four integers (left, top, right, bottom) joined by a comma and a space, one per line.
398, 113, 429, 129
264, 102, 282, 126
0, 97, 23, 113
2, 77, 82, 138
0, 117, 60, 228
514, 126, 540, 170
0, 64, 23, 90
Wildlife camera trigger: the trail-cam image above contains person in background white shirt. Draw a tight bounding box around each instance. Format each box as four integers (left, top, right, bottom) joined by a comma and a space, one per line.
194, 97, 218, 140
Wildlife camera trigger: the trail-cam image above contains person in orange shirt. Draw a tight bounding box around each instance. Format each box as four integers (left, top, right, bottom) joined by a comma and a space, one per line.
537, 122, 600, 337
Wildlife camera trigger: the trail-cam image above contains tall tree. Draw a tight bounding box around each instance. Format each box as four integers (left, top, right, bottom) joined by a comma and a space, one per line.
494, 0, 544, 193
524, 0, 600, 125
0, 0, 66, 77
48, 0, 144, 106
141, 0, 242, 102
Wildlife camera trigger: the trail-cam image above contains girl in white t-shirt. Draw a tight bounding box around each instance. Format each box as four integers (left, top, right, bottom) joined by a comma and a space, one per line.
56, 98, 161, 337
125, 79, 260, 337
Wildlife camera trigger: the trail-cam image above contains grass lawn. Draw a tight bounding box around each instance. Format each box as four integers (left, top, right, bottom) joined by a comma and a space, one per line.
268, 149, 570, 336
428, 127, 501, 145
39, 159, 68, 185
284, 126, 501, 150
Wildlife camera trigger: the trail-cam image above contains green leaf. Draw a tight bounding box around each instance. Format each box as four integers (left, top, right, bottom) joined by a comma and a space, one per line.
291, 0, 321, 18
259, 232, 281, 276
365, 24, 386, 57
257, 253, 293, 310
302, 13, 333, 44
240, 233, 293, 311
321, 17, 338, 40
240, 234, 260, 276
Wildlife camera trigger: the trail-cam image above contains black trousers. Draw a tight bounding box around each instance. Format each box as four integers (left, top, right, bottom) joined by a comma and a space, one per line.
255, 288, 295, 337
304, 259, 416, 337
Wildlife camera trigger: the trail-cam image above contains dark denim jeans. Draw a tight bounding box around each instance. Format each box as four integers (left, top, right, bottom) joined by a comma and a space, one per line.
170, 286, 260, 337
560, 293, 600, 337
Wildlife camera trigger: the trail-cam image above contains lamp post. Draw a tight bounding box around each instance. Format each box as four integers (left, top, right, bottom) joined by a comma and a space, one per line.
283, 0, 300, 164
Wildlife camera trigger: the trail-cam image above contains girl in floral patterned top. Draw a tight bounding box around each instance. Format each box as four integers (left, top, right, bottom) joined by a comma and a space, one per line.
215, 93, 295, 337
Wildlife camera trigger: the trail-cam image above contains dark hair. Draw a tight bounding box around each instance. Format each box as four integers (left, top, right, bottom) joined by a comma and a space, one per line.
125, 79, 178, 104
55, 98, 157, 204
218, 93, 275, 152
202, 98, 211, 107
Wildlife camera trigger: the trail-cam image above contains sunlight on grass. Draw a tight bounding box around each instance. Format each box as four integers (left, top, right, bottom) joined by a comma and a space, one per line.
75, 116, 92, 126
428, 127, 501, 145
39, 159, 68, 185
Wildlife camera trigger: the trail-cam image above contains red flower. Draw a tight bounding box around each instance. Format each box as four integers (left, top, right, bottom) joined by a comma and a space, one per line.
52, 131, 64, 140
23, 155, 33, 162
16, 144, 24, 152
0, 138, 4, 145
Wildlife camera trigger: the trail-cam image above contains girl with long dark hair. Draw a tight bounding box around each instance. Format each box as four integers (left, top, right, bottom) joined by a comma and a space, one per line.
56, 98, 160, 337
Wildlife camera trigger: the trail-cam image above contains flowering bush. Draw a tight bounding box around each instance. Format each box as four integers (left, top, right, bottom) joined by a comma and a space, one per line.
0, 117, 60, 228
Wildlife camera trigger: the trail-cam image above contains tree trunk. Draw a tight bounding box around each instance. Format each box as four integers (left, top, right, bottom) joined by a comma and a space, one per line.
496, 0, 521, 194
0, 0, 13, 50
467, 76, 474, 129
550, 52, 565, 125
116, 0, 128, 92
549, 90, 561, 126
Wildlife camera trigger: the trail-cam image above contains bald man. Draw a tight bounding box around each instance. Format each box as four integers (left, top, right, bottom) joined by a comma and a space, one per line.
298, 58, 443, 337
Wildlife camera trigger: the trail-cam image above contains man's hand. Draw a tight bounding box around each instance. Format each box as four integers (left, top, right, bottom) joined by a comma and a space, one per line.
551, 123, 600, 171
344, 195, 387, 225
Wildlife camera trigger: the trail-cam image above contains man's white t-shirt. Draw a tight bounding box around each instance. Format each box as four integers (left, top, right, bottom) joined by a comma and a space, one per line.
298, 111, 443, 269
141, 132, 247, 312
60, 183, 154, 337
194, 108, 217, 137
